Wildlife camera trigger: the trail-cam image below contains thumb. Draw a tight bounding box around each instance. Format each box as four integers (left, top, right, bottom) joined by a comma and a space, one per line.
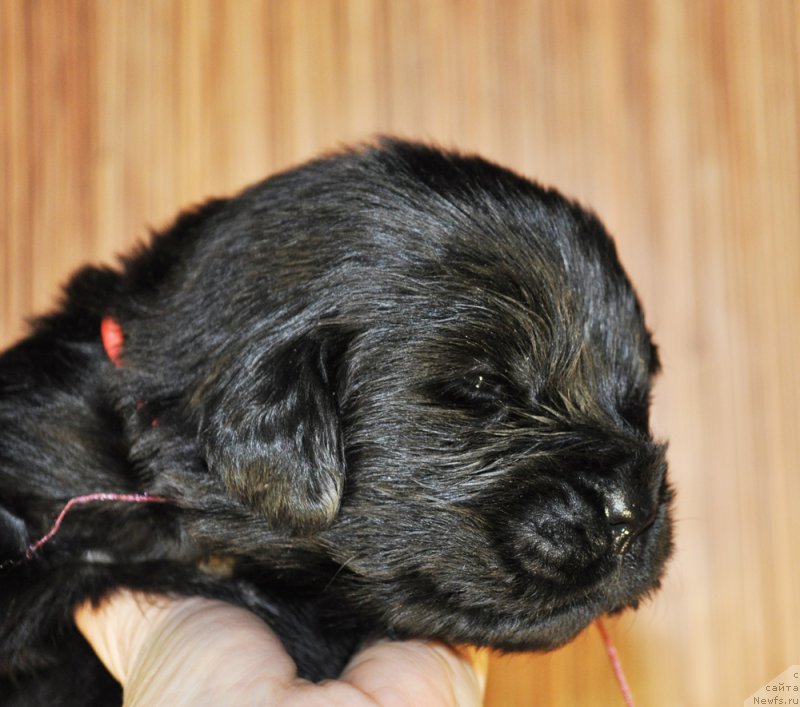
74, 590, 297, 706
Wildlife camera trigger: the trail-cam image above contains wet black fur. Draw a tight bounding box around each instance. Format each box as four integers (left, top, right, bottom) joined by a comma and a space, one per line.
0, 139, 673, 705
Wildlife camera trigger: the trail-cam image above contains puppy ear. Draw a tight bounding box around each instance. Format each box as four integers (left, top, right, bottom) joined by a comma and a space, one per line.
200, 335, 345, 535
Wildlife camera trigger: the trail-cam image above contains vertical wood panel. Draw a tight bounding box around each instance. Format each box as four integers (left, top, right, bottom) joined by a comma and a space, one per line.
2, 2, 797, 704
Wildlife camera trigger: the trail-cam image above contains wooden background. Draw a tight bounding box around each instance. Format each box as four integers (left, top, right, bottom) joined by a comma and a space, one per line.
2, 2, 798, 705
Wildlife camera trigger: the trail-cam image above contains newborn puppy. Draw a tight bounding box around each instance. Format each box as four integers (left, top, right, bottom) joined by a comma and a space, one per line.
0, 139, 672, 705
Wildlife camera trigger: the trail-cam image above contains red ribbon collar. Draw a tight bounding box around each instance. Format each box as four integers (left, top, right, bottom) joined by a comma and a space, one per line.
101, 316, 125, 368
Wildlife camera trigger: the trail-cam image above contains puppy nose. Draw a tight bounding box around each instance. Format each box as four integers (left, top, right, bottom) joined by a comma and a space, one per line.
604, 492, 656, 555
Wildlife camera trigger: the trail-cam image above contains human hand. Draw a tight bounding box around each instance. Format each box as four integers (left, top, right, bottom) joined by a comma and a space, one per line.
75, 590, 488, 706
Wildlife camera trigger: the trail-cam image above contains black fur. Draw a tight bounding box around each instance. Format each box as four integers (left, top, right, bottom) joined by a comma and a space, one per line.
0, 139, 672, 705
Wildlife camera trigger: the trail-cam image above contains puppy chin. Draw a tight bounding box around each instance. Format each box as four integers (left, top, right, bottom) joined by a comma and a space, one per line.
480, 544, 670, 653
371, 516, 672, 655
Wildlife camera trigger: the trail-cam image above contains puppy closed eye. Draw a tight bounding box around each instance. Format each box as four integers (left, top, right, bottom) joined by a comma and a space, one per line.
469, 373, 505, 402
428, 372, 508, 413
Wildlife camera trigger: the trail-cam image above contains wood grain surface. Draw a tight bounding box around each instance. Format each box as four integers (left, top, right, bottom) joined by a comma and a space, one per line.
2, 2, 798, 705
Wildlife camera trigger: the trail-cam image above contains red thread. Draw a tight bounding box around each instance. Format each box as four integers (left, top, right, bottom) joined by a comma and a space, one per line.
101, 316, 125, 367
596, 617, 636, 707
24, 493, 171, 559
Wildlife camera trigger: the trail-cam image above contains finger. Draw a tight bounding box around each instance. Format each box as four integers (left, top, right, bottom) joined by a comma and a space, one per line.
74, 590, 164, 684
336, 640, 486, 707
453, 644, 491, 696
76, 591, 299, 707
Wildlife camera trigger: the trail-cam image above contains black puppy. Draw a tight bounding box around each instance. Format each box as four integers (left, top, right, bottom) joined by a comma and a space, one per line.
0, 139, 672, 705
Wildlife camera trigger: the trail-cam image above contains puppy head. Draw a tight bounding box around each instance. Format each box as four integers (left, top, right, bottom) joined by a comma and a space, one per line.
142, 140, 672, 649
319, 149, 672, 649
